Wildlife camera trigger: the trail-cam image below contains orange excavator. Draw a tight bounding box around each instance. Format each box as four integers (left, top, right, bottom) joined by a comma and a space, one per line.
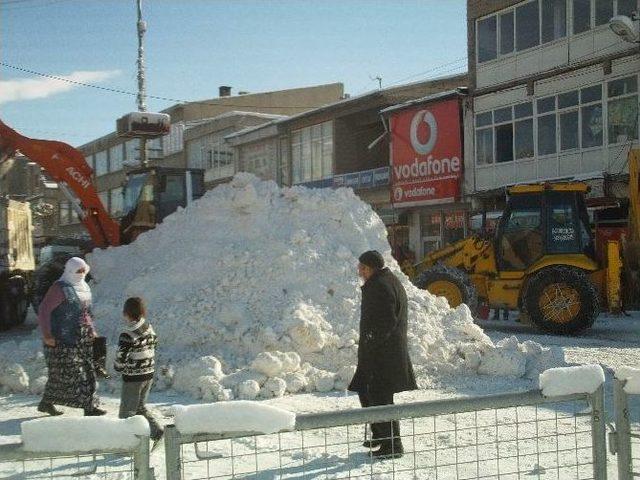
0, 119, 204, 309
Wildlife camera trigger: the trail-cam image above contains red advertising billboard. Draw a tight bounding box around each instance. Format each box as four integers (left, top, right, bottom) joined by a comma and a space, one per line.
389, 98, 462, 206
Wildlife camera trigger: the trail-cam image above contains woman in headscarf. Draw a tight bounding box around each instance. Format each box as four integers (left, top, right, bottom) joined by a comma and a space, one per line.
36, 257, 106, 416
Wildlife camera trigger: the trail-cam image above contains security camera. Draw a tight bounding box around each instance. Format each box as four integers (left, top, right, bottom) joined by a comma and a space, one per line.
609, 15, 640, 43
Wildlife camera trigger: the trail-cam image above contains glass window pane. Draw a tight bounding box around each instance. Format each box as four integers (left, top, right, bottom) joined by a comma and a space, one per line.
581, 85, 602, 103
515, 119, 534, 159
573, 0, 592, 33
494, 106, 513, 123
475, 111, 493, 127
581, 104, 604, 147
516, 0, 540, 51
538, 114, 557, 155
500, 196, 543, 270
608, 76, 638, 97
608, 96, 639, 144
321, 122, 333, 179
558, 90, 579, 108
595, 0, 614, 25
560, 110, 579, 150
542, 0, 567, 43
515, 102, 534, 118
547, 192, 579, 253
618, 0, 636, 16
537, 96, 556, 113
95, 151, 108, 176
500, 11, 515, 54
478, 16, 498, 62
109, 144, 123, 172
302, 128, 312, 182
476, 128, 494, 165
495, 124, 514, 163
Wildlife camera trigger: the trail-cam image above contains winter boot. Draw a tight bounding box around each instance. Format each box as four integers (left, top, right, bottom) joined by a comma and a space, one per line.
38, 401, 63, 416
84, 406, 108, 416
92, 336, 111, 379
362, 439, 384, 448
372, 440, 404, 459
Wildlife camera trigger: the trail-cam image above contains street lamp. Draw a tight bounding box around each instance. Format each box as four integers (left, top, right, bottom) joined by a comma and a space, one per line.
609, 13, 640, 44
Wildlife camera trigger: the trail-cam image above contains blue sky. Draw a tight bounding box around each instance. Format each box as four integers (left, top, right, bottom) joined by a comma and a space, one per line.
0, 0, 467, 146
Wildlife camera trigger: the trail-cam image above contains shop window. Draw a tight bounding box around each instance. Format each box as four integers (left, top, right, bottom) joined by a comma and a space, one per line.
516, 0, 540, 51
500, 11, 515, 54
542, 0, 567, 43
618, 0, 636, 16
607, 76, 639, 144
573, 0, 592, 33
477, 16, 497, 62
476, 128, 494, 165
444, 212, 466, 245
515, 119, 535, 159
560, 110, 580, 150
595, 0, 614, 25
538, 115, 557, 155
495, 124, 514, 163
581, 104, 604, 148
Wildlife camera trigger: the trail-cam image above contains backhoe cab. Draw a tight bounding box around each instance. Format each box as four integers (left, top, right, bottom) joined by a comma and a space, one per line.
413, 182, 622, 335
119, 166, 205, 243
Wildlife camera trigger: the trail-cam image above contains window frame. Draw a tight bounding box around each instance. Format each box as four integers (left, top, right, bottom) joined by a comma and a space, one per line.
606, 75, 639, 146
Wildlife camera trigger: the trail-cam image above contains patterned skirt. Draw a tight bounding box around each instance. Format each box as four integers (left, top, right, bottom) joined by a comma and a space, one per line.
42, 325, 98, 409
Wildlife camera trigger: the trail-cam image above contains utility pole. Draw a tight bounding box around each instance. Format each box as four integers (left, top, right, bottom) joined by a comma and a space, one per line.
136, 0, 148, 167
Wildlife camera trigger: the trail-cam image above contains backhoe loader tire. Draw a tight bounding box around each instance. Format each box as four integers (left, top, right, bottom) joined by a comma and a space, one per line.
415, 265, 478, 314
525, 266, 599, 335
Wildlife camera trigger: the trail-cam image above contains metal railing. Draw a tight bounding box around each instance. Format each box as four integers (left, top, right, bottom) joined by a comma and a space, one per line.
165, 386, 607, 480
0, 434, 153, 480
610, 377, 640, 480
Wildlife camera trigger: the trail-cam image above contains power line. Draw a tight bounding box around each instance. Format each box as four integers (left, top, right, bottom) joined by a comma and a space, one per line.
0, 62, 333, 110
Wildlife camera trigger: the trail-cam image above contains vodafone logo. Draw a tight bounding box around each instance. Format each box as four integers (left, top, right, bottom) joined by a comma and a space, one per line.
410, 110, 438, 155
393, 187, 404, 202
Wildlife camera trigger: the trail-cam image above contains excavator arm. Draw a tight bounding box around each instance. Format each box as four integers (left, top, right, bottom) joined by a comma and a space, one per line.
0, 120, 120, 247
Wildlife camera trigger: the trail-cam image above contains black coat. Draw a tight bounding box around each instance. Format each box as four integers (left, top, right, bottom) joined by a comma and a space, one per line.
348, 268, 417, 394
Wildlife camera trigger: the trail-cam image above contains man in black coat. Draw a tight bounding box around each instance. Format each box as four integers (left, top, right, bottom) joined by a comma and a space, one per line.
348, 250, 417, 459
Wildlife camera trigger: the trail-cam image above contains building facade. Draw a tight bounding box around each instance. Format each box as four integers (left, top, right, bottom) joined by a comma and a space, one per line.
226, 75, 467, 258
55, 83, 345, 238
467, 0, 639, 209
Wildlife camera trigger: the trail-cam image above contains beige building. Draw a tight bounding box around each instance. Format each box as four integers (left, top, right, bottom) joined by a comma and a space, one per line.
56, 83, 344, 238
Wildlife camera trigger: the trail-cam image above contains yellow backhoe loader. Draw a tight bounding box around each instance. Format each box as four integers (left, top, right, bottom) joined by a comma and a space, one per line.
412, 177, 628, 335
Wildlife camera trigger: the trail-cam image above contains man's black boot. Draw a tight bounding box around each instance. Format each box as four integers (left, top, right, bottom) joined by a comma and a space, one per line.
37, 401, 63, 416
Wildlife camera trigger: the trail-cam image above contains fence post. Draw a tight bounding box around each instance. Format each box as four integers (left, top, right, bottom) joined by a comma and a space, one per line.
590, 384, 608, 480
165, 425, 182, 480
614, 378, 633, 480
133, 435, 151, 480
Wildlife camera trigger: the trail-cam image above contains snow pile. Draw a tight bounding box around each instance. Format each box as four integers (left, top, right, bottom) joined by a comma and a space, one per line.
0, 175, 565, 397
539, 364, 605, 397
174, 400, 295, 435
0, 339, 49, 395
615, 366, 640, 394
21, 415, 149, 453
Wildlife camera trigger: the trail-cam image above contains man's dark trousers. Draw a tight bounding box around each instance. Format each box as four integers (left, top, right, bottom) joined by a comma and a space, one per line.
358, 390, 400, 445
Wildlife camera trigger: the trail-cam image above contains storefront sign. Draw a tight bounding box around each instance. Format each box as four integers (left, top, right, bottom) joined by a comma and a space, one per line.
333, 167, 390, 190
389, 99, 462, 207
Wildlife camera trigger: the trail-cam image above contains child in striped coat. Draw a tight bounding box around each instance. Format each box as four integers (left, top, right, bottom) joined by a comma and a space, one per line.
114, 297, 163, 441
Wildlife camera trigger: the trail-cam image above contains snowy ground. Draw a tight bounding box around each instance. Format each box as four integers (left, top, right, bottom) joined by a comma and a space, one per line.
1, 312, 639, 479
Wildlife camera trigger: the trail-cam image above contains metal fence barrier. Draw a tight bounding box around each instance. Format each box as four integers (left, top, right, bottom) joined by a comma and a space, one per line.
610, 378, 640, 480
164, 387, 607, 480
0, 434, 153, 480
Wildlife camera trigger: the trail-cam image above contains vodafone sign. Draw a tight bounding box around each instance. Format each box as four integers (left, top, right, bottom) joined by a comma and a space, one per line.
389, 99, 462, 206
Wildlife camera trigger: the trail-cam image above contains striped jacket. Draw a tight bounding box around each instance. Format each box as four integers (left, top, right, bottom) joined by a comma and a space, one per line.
114, 319, 157, 382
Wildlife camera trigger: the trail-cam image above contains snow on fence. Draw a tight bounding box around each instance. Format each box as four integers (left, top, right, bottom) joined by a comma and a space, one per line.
164, 387, 607, 480
0, 416, 153, 480
611, 367, 640, 480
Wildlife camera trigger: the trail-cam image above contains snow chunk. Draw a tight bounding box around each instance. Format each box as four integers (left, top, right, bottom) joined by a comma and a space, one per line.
173, 401, 295, 435
22, 416, 149, 453
539, 364, 605, 397
615, 366, 640, 394
0, 363, 29, 393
